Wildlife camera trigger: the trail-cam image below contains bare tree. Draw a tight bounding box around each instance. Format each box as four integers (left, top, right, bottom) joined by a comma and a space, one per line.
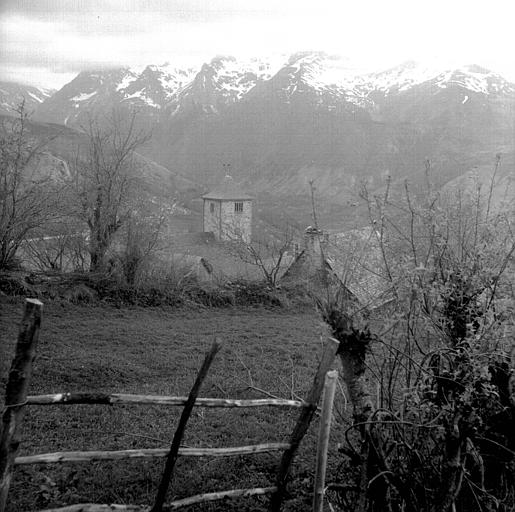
227, 223, 298, 287
21, 218, 88, 272
70, 109, 150, 272
0, 103, 61, 270
116, 203, 166, 286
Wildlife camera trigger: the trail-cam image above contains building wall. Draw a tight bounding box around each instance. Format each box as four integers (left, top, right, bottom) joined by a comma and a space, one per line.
220, 200, 252, 244
203, 199, 222, 239
203, 199, 252, 243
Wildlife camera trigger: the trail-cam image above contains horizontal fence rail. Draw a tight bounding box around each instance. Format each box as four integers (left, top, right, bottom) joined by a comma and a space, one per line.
167, 486, 277, 510
26, 393, 305, 409
3, 300, 340, 512
15, 443, 291, 465
39, 487, 277, 511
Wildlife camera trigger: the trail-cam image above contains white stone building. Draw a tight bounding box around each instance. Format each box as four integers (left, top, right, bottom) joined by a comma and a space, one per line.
202, 176, 253, 244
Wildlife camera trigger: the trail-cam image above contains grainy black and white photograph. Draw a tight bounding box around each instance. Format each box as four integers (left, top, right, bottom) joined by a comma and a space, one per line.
1, 1, 514, 511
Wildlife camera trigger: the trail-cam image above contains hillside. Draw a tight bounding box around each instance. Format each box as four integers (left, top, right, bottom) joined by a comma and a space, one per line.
0, 113, 200, 202
3, 52, 514, 229
0, 81, 54, 116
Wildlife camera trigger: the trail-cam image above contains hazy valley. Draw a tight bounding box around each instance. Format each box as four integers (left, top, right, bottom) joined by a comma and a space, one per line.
2, 51, 514, 230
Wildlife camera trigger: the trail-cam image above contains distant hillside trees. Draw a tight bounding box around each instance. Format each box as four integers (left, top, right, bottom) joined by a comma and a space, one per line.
69, 110, 150, 272
0, 103, 62, 270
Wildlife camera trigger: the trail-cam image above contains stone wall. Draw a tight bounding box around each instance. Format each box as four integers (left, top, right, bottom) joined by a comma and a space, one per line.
220, 199, 252, 243
203, 200, 221, 238
203, 199, 252, 243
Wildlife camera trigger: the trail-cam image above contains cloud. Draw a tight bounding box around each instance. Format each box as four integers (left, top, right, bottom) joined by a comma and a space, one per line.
1, 0, 515, 88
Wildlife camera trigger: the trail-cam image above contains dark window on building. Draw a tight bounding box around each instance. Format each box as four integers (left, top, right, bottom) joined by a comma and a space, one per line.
210, 202, 215, 213
234, 202, 243, 213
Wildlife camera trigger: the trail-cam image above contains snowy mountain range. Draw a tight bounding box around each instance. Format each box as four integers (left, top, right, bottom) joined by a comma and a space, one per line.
1, 52, 513, 229
2, 52, 511, 126
32, 55, 286, 125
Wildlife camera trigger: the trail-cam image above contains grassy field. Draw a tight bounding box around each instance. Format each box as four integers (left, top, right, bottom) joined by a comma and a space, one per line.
0, 297, 345, 511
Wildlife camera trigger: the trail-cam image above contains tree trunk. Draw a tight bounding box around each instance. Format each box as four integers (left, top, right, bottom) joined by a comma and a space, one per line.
89, 235, 108, 272
433, 414, 464, 512
338, 349, 373, 426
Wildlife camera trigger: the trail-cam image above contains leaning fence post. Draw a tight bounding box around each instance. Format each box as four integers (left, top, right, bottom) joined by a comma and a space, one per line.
270, 337, 339, 512
313, 369, 338, 512
0, 298, 43, 512
151, 338, 222, 512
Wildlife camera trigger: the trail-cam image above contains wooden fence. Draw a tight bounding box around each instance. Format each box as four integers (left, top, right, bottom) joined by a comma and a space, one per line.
0, 299, 340, 512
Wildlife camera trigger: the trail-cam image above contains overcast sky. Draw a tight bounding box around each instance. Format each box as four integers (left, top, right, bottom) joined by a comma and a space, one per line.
1, 0, 515, 89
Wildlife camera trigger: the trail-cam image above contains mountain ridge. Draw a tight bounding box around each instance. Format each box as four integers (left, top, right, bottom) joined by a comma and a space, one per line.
1, 53, 511, 125
0, 81, 55, 116
1, 52, 513, 231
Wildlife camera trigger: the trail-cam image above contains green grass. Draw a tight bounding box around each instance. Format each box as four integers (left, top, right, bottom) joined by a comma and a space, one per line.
0, 298, 344, 511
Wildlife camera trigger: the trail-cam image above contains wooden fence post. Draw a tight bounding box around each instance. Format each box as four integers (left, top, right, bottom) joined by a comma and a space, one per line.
0, 298, 43, 512
313, 370, 338, 512
151, 338, 222, 512
270, 337, 339, 512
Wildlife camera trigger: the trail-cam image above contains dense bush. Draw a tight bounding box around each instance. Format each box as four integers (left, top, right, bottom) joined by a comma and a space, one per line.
0, 270, 291, 309
321, 175, 514, 512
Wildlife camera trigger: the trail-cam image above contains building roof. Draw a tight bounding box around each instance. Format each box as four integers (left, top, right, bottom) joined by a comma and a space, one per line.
281, 226, 394, 309
202, 175, 253, 201
324, 227, 394, 308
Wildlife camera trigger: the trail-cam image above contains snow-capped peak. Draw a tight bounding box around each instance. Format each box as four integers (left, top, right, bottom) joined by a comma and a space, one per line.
286, 52, 360, 88
115, 64, 198, 105
206, 55, 284, 97
364, 60, 444, 94
29, 54, 515, 128
361, 61, 515, 97
175, 55, 287, 113
434, 65, 515, 95
261, 51, 372, 106
115, 69, 139, 92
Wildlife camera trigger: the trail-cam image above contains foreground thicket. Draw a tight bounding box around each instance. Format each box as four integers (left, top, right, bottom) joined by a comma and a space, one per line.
319, 170, 515, 512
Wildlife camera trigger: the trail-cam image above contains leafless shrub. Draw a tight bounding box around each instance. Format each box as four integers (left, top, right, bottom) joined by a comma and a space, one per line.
115, 203, 166, 286
0, 102, 63, 269
226, 222, 299, 287
319, 162, 514, 511
20, 220, 89, 272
